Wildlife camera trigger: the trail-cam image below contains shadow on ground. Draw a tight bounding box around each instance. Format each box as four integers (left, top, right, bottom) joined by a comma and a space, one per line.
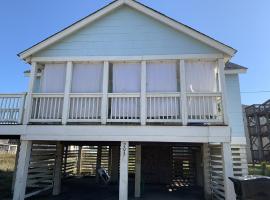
30, 177, 203, 200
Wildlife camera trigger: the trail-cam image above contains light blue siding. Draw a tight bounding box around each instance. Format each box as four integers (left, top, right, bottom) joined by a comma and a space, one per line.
225, 74, 245, 137
34, 6, 221, 57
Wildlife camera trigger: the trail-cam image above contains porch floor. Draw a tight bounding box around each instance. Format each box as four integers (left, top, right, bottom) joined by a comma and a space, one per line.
29, 177, 203, 200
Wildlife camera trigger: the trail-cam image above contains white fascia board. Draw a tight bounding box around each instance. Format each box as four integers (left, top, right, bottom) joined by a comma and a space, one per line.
225, 69, 247, 74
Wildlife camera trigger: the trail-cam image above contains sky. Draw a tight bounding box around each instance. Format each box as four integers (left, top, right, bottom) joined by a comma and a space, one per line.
0, 0, 269, 105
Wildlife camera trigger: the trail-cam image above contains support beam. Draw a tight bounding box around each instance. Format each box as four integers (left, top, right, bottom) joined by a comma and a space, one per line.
13, 140, 32, 200
134, 145, 141, 198
101, 61, 109, 124
111, 146, 120, 183
96, 145, 102, 182
23, 62, 37, 124
140, 61, 146, 125
62, 61, 73, 124
222, 142, 236, 200
77, 146, 82, 175
53, 142, 63, 196
180, 60, 187, 125
119, 141, 129, 200
203, 143, 211, 200
12, 141, 20, 193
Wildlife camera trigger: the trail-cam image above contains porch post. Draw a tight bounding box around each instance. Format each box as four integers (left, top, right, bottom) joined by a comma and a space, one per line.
96, 145, 102, 182
23, 62, 37, 124
140, 61, 146, 125
180, 60, 187, 125
111, 145, 120, 183
203, 143, 211, 200
119, 141, 129, 200
101, 61, 109, 125
218, 58, 228, 125
62, 61, 73, 125
77, 146, 82, 175
13, 140, 32, 200
53, 142, 63, 195
222, 142, 236, 200
12, 141, 20, 193
134, 145, 141, 198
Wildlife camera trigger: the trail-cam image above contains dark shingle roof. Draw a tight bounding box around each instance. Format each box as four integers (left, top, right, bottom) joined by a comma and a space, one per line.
225, 62, 247, 70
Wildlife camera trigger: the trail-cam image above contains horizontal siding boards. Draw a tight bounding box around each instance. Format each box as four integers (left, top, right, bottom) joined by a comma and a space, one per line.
25, 142, 57, 198
231, 145, 248, 177
225, 74, 245, 137
208, 144, 225, 200
34, 6, 220, 57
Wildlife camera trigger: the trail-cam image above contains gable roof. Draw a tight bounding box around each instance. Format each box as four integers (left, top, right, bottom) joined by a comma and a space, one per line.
18, 0, 237, 60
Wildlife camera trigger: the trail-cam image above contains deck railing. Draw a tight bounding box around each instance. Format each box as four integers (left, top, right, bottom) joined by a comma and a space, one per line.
30, 94, 64, 122
0, 92, 224, 125
186, 92, 223, 123
107, 93, 140, 123
146, 93, 181, 122
0, 94, 26, 124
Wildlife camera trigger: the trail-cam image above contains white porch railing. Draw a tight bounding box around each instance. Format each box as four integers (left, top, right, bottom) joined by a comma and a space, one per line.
0, 92, 225, 125
107, 93, 140, 123
186, 92, 223, 123
146, 93, 181, 123
0, 94, 26, 124
68, 94, 102, 122
30, 94, 64, 122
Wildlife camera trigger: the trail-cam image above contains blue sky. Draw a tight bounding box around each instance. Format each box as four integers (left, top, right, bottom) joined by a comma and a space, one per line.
0, 0, 269, 105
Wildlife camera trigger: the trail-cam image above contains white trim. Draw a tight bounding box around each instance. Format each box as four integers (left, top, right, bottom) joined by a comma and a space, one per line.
8, 125, 232, 143
231, 136, 247, 145
225, 68, 247, 74
19, 0, 235, 60
30, 54, 224, 63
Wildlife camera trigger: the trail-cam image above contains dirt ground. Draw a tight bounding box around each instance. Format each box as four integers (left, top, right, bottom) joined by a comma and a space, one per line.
30, 177, 203, 200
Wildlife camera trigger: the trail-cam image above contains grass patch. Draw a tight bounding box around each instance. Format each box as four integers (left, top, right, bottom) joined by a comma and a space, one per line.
248, 162, 270, 176
0, 153, 16, 200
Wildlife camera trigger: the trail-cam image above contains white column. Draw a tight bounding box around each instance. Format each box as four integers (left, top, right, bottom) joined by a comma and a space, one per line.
119, 141, 129, 200
53, 142, 63, 196
62, 61, 73, 125
13, 140, 32, 200
180, 60, 187, 125
203, 143, 211, 200
222, 142, 236, 200
101, 61, 109, 124
77, 146, 82, 175
12, 141, 20, 193
134, 145, 141, 198
218, 58, 228, 125
140, 61, 147, 125
23, 62, 37, 124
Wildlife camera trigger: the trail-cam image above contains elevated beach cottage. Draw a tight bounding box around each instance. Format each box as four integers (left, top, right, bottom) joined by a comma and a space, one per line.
0, 0, 248, 199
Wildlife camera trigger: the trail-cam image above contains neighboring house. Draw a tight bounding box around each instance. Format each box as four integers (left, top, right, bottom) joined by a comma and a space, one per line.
0, 0, 248, 200
242, 105, 252, 163
0, 139, 17, 153
245, 100, 270, 163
